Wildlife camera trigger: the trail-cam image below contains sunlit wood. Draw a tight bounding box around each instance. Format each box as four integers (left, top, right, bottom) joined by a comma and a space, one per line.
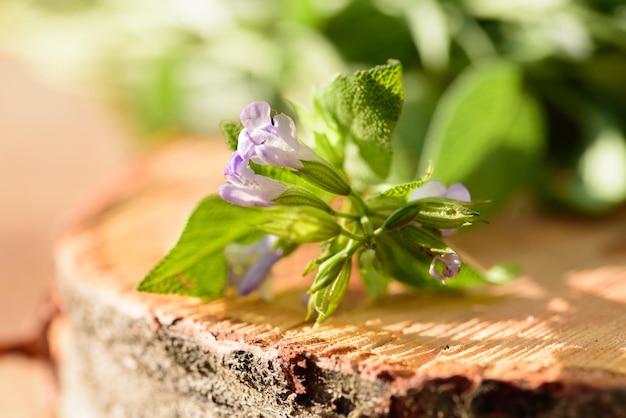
56, 139, 626, 417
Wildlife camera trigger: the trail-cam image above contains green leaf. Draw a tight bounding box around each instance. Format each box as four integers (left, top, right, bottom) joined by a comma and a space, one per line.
380, 161, 433, 199
419, 60, 543, 209
358, 248, 389, 299
220, 120, 242, 152
314, 60, 405, 183
375, 232, 489, 290
364, 194, 406, 213
290, 96, 346, 168
348, 60, 404, 180
137, 196, 264, 297
317, 74, 353, 132
375, 232, 437, 289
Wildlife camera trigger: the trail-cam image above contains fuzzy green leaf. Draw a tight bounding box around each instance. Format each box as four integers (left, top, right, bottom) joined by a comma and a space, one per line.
315, 60, 405, 183
220, 120, 242, 152
380, 161, 433, 199
349, 60, 404, 179
137, 196, 264, 297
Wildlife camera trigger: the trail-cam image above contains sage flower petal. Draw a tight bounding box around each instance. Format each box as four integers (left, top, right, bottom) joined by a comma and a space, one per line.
225, 235, 282, 296
219, 152, 286, 207
429, 253, 462, 284
237, 101, 318, 169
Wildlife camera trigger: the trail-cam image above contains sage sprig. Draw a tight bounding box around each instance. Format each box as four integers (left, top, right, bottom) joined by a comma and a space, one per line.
137, 61, 513, 323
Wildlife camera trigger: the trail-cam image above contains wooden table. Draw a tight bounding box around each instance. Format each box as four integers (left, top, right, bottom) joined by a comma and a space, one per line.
55, 139, 626, 417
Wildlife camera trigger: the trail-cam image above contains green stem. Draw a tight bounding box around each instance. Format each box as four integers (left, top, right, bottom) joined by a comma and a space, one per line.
339, 228, 367, 242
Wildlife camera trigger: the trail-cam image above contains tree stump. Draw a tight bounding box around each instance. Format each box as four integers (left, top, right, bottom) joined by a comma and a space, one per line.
55, 139, 626, 417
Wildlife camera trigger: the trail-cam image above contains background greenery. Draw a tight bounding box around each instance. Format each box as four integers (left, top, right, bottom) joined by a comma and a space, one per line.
2, 0, 625, 214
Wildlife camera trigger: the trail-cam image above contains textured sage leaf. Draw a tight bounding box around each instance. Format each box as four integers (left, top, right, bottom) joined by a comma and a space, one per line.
364, 194, 406, 213
137, 196, 264, 297
220, 120, 242, 152
315, 60, 405, 183
380, 161, 433, 199
419, 60, 543, 208
348, 60, 404, 180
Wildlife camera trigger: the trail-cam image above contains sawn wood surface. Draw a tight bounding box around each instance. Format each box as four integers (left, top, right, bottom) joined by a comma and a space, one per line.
55, 139, 626, 417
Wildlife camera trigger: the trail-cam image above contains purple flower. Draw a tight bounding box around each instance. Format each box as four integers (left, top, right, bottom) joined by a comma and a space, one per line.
237, 101, 317, 169
219, 152, 287, 207
225, 235, 283, 297
429, 253, 462, 284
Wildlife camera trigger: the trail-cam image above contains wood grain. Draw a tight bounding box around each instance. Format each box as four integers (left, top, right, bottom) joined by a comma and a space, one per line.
55, 139, 626, 417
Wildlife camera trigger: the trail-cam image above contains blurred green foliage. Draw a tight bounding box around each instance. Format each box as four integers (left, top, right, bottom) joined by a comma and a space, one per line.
2, 0, 625, 214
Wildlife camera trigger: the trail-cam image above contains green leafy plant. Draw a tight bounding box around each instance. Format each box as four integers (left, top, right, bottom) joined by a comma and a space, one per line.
137, 61, 513, 322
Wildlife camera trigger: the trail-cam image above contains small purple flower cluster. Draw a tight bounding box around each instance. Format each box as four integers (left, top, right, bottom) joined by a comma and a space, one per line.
219, 101, 319, 294
219, 101, 316, 207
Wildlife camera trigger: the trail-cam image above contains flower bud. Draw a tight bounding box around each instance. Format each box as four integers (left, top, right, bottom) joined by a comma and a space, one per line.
271, 186, 332, 212
410, 197, 480, 230
307, 256, 352, 323
257, 206, 341, 243
297, 160, 352, 196
308, 251, 350, 294
381, 204, 422, 231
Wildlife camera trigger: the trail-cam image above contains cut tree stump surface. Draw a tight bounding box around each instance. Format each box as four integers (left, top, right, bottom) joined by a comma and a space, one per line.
55, 139, 626, 417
